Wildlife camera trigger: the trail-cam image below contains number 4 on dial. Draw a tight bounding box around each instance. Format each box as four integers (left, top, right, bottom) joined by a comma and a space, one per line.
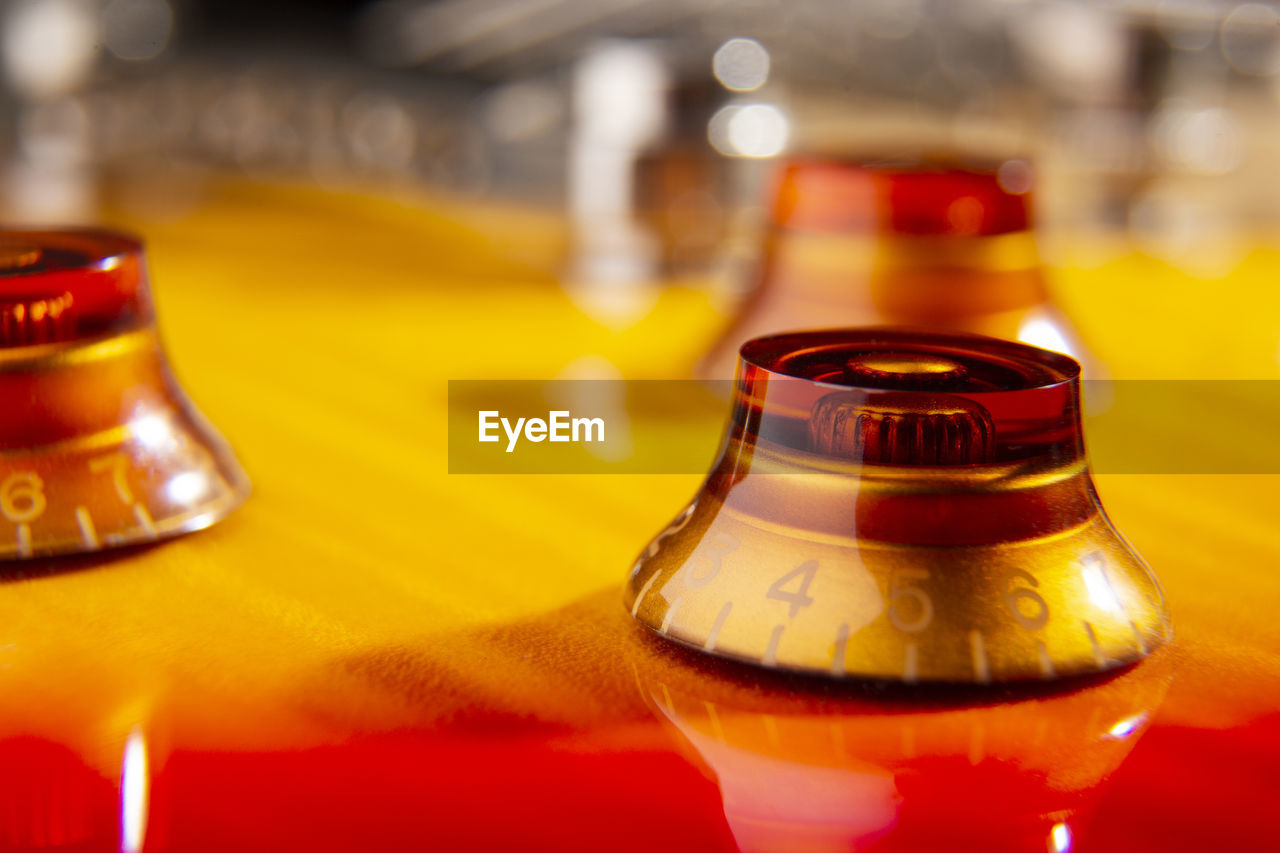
767, 559, 818, 619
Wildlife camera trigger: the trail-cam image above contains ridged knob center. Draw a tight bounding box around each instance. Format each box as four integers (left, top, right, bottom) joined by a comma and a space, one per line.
809, 391, 996, 465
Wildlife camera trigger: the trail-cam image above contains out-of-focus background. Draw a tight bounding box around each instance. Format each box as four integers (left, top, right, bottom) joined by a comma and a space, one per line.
2, 0, 1280, 377
2, 9, 1280, 851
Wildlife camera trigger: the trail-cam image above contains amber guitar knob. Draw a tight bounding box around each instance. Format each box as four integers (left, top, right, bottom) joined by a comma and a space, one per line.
0, 229, 247, 559
627, 329, 1170, 683
698, 157, 1098, 379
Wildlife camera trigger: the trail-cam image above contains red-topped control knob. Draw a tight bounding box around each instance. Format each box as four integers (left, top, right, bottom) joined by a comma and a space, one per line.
736, 328, 1082, 472
0, 228, 247, 560
630, 329, 1169, 683
698, 155, 1098, 379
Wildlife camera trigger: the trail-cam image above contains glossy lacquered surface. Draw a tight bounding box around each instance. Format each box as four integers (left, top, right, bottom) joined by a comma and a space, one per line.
0, 180, 1277, 851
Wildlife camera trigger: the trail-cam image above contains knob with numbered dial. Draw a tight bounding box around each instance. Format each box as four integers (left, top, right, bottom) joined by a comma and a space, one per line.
627, 328, 1169, 684
0, 229, 248, 559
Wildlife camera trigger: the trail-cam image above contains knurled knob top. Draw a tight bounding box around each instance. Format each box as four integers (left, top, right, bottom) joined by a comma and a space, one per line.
809, 391, 996, 465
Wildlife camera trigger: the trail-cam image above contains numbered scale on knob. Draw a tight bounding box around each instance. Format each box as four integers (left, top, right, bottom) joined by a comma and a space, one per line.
0, 229, 248, 560
626, 329, 1170, 684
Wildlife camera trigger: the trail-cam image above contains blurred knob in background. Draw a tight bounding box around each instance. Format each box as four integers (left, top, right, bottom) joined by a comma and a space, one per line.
699, 156, 1098, 378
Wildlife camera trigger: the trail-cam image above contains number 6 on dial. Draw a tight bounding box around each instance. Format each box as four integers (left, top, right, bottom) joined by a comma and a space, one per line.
888, 568, 934, 633
1, 472, 46, 524
1005, 569, 1050, 631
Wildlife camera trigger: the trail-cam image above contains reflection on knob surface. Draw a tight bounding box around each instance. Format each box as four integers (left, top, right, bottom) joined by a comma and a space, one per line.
636, 647, 1171, 853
